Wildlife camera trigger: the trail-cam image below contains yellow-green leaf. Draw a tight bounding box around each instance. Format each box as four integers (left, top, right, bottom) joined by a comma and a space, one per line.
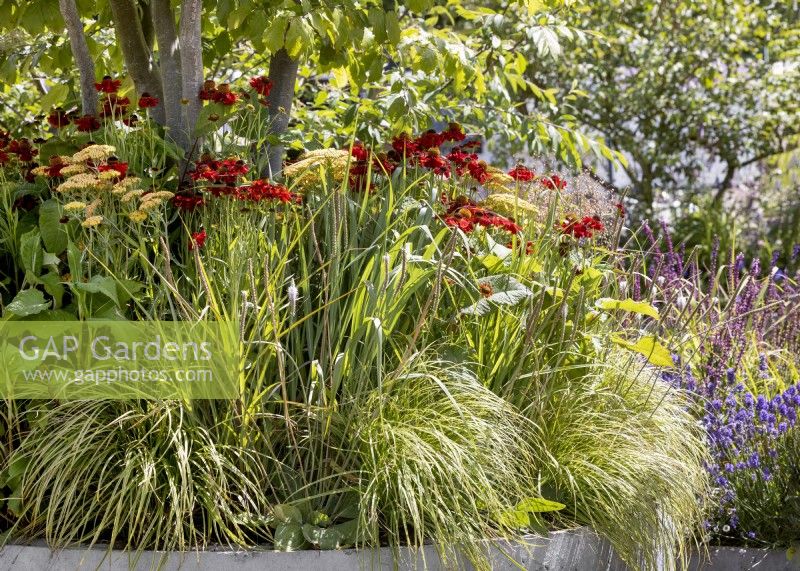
611, 334, 674, 368
596, 297, 660, 320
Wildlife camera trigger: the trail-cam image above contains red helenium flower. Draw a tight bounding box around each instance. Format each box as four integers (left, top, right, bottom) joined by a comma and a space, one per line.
94, 75, 121, 94
249, 76, 273, 97
508, 165, 535, 182
540, 174, 567, 190
172, 193, 205, 212
74, 114, 101, 132
189, 229, 207, 250
47, 108, 71, 129
138, 93, 159, 108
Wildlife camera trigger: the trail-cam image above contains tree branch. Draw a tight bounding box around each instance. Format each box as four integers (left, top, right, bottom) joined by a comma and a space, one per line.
109, 0, 165, 124
265, 48, 299, 177
58, 0, 98, 116
178, 0, 203, 156
151, 0, 185, 149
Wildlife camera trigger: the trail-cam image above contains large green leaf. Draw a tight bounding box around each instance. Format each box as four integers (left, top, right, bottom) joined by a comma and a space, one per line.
273, 522, 308, 551
39, 199, 68, 254
5, 289, 50, 317
19, 229, 43, 276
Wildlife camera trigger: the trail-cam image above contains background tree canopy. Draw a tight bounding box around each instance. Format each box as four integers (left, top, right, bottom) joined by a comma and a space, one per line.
0, 0, 622, 174
536, 0, 800, 213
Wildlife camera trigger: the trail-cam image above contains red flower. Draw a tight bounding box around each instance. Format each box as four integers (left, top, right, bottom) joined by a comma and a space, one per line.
189, 229, 207, 250
122, 114, 139, 127
47, 108, 71, 129
508, 165, 535, 182
615, 202, 626, 217
249, 76, 273, 97
212, 91, 238, 106
391, 133, 419, 156
94, 75, 121, 94
559, 215, 605, 239
45, 156, 68, 178
540, 174, 567, 190
350, 143, 369, 162
7, 139, 38, 162
239, 179, 295, 203
74, 115, 101, 132
442, 122, 466, 142
172, 193, 205, 212
0, 151, 9, 166
98, 160, 128, 178
442, 197, 521, 235
466, 159, 489, 184
415, 129, 445, 150
419, 151, 450, 177
138, 93, 159, 108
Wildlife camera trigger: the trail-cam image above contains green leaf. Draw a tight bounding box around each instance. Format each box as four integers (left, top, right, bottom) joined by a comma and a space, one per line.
19, 229, 43, 276
272, 504, 303, 525
39, 199, 68, 253
6, 289, 50, 317
273, 522, 308, 551
71, 275, 120, 306
610, 334, 674, 368
596, 297, 660, 320
516, 497, 566, 513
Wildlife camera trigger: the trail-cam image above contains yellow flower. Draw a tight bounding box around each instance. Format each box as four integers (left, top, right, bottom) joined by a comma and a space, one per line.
81, 215, 103, 228
112, 177, 141, 193
56, 173, 98, 193
121, 189, 145, 202
72, 144, 116, 163
98, 170, 120, 181
147, 190, 175, 201
59, 163, 89, 176
63, 201, 87, 213
30, 166, 51, 176
128, 210, 148, 223
483, 167, 514, 192
139, 197, 163, 211
483, 193, 540, 220
85, 199, 103, 216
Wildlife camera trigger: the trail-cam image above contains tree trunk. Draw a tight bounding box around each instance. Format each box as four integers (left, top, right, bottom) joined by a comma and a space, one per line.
265, 48, 299, 177
151, 0, 186, 149
109, 0, 165, 124
139, 0, 155, 52
178, 0, 203, 158
58, 0, 98, 116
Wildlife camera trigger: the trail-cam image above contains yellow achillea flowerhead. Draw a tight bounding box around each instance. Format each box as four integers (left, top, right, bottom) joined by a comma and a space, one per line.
121, 189, 145, 203
112, 177, 141, 193
128, 210, 148, 223
30, 166, 51, 176
482, 193, 539, 220
146, 190, 175, 201
72, 145, 116, 163
63, 201, 87, 213
59, 163, 89, 176
85, 199, 102, 216
139, 197, 163, 212
56, 173, 98, 193
283, 149, 350, 191
483, 167, 514, 193
98, 170, 120, 181
81, 215, 103, 228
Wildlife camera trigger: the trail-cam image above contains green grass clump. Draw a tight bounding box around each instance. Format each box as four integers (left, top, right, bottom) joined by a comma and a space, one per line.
528, 356, 709, 570
13, 401, 275, 551
351, 357, 537, 569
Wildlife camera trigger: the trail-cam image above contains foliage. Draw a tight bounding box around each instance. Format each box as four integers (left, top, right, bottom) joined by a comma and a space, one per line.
536, 0, 800, 212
